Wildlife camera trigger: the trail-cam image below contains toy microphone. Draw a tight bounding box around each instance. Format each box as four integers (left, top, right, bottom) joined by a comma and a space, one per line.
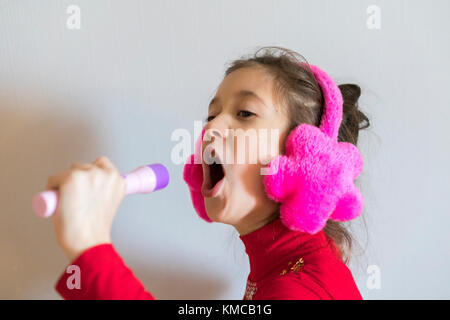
32, 163, 169, 218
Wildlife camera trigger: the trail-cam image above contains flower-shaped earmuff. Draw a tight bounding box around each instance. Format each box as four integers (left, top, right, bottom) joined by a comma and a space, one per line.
183, 63, 364, 234
182, 127, 211, 222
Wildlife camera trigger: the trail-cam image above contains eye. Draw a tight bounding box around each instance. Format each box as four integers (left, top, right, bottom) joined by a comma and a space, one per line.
205, 115, 215, 122
237, 110, 255, 119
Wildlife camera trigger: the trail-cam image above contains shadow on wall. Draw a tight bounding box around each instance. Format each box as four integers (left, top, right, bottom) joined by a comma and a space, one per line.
0, 89, 228, 299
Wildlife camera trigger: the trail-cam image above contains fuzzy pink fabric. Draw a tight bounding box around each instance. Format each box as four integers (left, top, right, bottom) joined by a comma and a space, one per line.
182, 128, 211, 222
183, 64, 364, 234
263, 64, 363, 234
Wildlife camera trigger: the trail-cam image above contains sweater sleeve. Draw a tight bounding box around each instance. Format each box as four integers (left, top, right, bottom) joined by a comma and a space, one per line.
55, 243, 156, 300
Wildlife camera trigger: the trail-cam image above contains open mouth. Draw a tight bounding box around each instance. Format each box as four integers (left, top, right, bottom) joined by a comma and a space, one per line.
202, 150, 226, 198
209, 161, 224, 187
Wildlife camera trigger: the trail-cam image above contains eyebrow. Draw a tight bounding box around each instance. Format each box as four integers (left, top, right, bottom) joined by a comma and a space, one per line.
208, 90, 268, 110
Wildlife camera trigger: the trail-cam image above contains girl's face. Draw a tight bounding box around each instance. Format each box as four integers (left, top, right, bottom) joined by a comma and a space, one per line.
201, 66, 291, 234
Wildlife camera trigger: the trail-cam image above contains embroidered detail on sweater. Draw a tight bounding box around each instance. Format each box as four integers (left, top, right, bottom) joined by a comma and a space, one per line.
244, 280, 257, 300
280, 257, 304, 276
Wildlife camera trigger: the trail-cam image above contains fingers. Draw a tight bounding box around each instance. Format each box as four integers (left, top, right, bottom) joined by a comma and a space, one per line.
92, 156, 125, 195
46, 169, 73, 191
70, 162, 94, 171
71, 156, 116, 172
46, 156, 118, 191
93, 156, 116, 172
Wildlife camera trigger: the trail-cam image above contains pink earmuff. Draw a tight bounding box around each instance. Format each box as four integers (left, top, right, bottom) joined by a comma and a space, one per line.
182, 127, 211, 222
183, 63, 364, 234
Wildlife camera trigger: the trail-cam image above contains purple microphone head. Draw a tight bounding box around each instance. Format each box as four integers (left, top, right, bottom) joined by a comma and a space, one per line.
147, 163, 169, 191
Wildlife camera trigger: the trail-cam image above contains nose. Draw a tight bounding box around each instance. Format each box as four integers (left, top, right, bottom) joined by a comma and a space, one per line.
211, 128, 223, 139
204, 120, 228, 141
202, 124, 228, 160
203, 128, 225, 147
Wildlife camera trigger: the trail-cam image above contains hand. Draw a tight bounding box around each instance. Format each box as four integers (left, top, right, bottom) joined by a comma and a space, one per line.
46, 156, 126, 261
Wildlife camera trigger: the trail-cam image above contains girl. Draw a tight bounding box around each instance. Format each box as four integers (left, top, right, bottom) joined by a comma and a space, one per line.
49, 46, 369, 300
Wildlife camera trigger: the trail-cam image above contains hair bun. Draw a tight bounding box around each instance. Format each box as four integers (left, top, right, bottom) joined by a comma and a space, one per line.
338, 84, 369, 145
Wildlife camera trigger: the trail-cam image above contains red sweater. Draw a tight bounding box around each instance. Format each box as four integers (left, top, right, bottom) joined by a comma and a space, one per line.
55, 217, 362, 300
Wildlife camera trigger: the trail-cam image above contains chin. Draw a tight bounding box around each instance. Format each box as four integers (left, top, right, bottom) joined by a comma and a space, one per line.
206, 202, 246, 226
205, 198, 229, 223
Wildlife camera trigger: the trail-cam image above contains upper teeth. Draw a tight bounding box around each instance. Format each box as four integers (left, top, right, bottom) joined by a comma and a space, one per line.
207, 154, 221, 164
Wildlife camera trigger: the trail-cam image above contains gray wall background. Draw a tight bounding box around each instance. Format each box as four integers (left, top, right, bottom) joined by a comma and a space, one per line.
1, 0, 449, 299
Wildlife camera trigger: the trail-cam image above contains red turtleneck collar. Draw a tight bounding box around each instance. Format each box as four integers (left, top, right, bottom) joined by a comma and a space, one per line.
237, 216, 363, 300
239, 216, 342, 282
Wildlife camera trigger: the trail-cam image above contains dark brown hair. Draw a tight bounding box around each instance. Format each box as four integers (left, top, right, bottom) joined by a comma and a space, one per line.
224, 46, 370, 265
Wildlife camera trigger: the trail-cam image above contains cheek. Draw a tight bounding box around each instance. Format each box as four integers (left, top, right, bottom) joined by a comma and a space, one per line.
234, 164, 269, 201
234, 163, 279, 216
256, 128, 289, 165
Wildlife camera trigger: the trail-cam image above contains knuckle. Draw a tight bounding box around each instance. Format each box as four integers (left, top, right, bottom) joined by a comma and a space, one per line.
98, 155, 109, 163
105, 164, 118, 175
91, 167, 104, 178
98, 166, 113, 176
68, 169, 84, 182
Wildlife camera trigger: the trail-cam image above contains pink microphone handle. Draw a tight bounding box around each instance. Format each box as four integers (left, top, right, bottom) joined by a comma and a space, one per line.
32, 163, 169, 218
